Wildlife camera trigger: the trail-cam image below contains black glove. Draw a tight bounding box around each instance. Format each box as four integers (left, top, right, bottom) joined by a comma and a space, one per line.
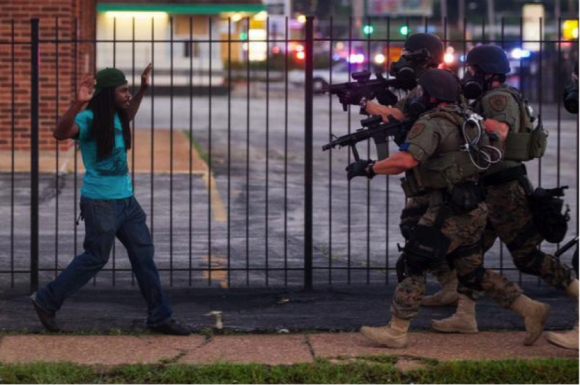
375, 87, 398, 106
338, 87, 365, 106
346, 159, 376, 181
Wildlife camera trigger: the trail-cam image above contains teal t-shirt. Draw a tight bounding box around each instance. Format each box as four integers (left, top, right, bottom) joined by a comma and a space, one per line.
74, 109, 133, 200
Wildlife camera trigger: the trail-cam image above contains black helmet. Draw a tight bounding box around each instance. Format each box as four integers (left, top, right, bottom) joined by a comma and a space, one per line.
404, 33, 444, 65
418, 69, 459, 102
466, 45, 510, 74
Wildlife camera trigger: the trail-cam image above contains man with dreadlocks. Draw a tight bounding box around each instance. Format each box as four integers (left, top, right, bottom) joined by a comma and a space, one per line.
31, 65, 191, 335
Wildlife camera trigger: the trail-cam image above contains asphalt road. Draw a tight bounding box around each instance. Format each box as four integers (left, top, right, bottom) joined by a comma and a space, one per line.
0, 91, 578, 290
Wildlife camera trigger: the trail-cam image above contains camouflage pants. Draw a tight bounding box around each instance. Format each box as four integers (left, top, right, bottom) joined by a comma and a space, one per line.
483, 179, 575, 291
391, 202, 523, 320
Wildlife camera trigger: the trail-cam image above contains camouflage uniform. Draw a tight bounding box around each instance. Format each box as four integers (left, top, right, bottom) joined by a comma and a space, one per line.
390, 106, 523, 320
478, 86, 574, 291
428, 86, 575, 299
396, 88, 468, 290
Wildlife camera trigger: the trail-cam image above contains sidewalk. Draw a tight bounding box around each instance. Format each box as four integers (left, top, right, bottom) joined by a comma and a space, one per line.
0, 332, 576, 366
0, 129, 207, 174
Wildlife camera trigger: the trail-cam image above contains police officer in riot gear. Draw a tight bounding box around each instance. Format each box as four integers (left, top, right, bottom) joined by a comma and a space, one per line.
427, 44, 578, 351
344, 33, 445, 123
460, 45, 512, 100
388, 33, 446, 91
346, 69, 549, 349
340, 33, 466, 308
564, 59, 580, 114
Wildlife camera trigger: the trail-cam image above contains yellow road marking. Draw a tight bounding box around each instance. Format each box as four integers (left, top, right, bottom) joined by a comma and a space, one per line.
202, 254, 229, 288
202, 171, 227, 222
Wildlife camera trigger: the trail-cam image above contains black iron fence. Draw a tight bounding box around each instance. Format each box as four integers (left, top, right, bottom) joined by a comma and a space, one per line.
0, 16, 578, 292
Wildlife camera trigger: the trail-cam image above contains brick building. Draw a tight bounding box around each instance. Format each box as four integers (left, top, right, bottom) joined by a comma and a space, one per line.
0, 0, 265, 155
0, 0, 96, 153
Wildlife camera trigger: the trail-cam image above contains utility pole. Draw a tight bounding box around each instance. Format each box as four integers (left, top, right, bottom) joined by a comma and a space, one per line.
487, 0, 495, 41
440, 0, 448, 26
353, 0, 364, 33
458, 0, 465, 31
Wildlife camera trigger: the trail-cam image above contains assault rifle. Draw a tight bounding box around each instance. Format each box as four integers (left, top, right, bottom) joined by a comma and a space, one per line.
316, 70, 400, 112
322, 115, 414, 161
555, 236, 579, 258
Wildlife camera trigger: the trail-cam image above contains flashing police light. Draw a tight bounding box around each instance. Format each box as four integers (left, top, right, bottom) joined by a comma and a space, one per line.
348, 53, 365, 64
511, 48, 531, 59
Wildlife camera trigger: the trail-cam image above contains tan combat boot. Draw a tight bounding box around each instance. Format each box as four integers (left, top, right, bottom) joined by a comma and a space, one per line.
431, 294, 479, 334
547, 279, 579, 350
510, 295, 551, 346
422, 271, 459, 307
360, 316, 411, 349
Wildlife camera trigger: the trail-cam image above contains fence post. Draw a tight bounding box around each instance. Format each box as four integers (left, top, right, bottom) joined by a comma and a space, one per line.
576, 17, 580, 268
304, 17, 314, 290
30, 18, 40, 293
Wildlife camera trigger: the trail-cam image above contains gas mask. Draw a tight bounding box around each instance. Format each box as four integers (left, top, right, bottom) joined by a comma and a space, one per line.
406, 85, 435, 118
389, 49, 431, 91
389, 58, 418, 90
461, 71, 487, 100
563, 71, 578, 114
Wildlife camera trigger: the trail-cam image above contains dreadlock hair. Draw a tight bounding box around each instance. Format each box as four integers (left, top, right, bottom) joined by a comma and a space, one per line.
86, 87, 132, 160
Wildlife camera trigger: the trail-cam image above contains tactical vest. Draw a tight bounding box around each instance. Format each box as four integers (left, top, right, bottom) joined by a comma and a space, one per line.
401, 107, 493, 197
480, 86, 547, 162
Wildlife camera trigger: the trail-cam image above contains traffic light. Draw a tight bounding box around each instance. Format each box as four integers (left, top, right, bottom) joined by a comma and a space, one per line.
239, 32, 248, 40
363, 25, 374, 35
399, 25, 410, 36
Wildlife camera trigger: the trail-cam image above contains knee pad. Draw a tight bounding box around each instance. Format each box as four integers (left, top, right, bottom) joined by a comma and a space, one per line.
396, 254, 407, 283
404, 225, 451, 275
399, 206, 428, 240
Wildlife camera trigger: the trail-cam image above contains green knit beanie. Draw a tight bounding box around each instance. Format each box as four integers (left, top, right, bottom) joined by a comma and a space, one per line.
94, 68, 128, 95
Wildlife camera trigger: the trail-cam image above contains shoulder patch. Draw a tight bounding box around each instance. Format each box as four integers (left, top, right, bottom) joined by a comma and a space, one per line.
407, 123, 426, 139
489, 94, 508, 112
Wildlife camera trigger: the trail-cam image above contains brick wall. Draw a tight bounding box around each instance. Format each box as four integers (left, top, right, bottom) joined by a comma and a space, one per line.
0, 0, 96, 152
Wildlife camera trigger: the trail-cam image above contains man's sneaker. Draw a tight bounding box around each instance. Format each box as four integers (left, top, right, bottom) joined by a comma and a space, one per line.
30, 293, 61, 332
149, 319, 191, 336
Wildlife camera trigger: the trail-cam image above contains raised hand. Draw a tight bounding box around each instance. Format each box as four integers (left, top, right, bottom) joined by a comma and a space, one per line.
141, 63, 152, 90
77, 75, 95, 104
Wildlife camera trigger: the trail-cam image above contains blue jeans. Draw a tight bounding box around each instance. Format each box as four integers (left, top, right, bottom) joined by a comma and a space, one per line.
35, 196, 173, 326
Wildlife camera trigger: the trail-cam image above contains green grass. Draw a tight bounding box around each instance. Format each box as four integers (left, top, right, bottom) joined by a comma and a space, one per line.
0, 357, 576, 384
182, 130, 209, 165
